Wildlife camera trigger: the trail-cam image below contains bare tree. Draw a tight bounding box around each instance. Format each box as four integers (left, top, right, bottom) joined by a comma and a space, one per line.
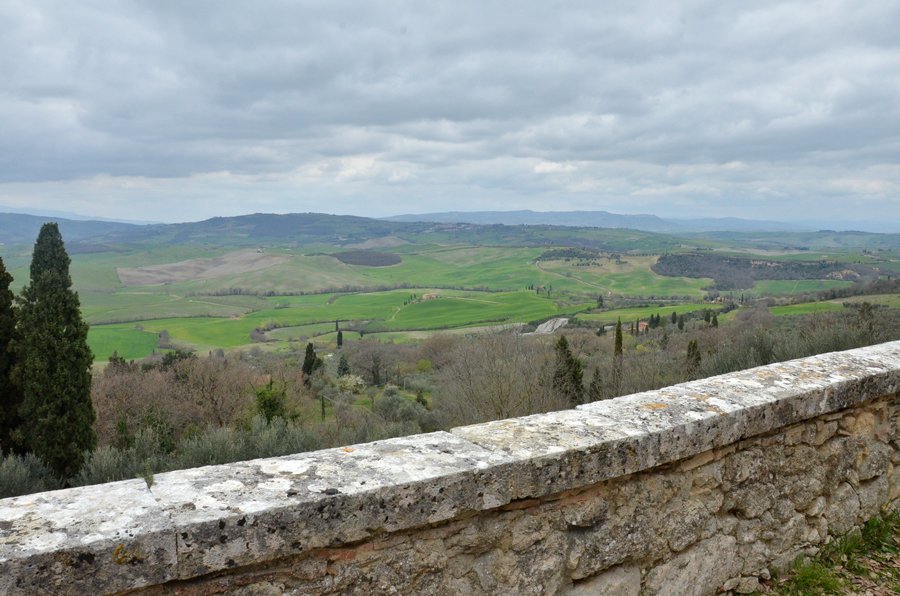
435, 333, 565, 426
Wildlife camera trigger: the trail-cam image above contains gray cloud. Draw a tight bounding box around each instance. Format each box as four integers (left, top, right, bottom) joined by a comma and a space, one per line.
1, 0, 899, 225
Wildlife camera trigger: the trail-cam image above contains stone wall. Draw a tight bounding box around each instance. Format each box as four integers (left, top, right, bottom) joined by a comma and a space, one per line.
1, 341, 899, 595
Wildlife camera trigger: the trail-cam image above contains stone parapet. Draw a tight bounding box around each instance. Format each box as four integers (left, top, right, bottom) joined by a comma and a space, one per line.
1, 341, 899, 594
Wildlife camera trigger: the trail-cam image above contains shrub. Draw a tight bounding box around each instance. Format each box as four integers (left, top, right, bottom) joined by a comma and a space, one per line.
0, 453, 60, 498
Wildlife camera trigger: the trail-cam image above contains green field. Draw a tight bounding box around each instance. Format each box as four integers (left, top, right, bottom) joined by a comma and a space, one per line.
768, 293, 900, 317
769, 302, 845, 317
750, 279, 853, 296
86, 288, 588, 360
87, 325, 161, 361
2, 220, 886, 363
576, 302, 713, 324
63, 244, 719, 361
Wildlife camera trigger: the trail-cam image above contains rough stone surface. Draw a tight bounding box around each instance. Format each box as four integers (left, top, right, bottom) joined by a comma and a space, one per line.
148, 432, 514, 578
565, 564, 640, 595
0, 479, 175, 594
0, 341, 898, 595
644, 535, 740, 595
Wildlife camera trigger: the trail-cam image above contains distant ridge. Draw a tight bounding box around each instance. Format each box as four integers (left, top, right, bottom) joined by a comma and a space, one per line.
0, 213, 139, 246
2, 210, 896, 252
383, 210, 814, 233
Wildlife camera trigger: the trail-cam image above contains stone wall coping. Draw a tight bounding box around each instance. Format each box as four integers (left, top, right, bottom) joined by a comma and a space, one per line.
1, 341, 899, 593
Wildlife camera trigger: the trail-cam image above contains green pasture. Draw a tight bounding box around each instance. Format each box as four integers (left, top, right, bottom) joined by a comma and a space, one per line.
750, 279, 853, 296
267, 322, 339, 341
87, 325, 161, 362
87, 288, 580, 358
769, 302, 845, 317
536, 256, 712, 297
768, 293, 900, 317
576, 302, 713, 324
80, 292, 269, 324
60, 240, 899, 363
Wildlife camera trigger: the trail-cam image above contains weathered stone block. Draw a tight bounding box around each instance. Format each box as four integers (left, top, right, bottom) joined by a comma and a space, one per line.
0, 479, 175, 595
644, 535, 740, 595
565, 564, 640, 595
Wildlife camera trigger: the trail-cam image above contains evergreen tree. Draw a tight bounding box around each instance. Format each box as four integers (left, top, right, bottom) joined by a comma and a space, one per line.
704, 309, 711, 324
13, 223, 95, 479
677, 315, 685, 331
337, 353, 351, 377
552, 335, 583, 405
614, 319, 623, 358
612, 319, 624, 394
0, 256, 22, 454
711, 314, 719, 328
255, 381, 286, 422
336, 329, 343, 349
671, 311, 677, 325
301, 342, 323, 386
685, 339, 702, 375
587, 369, 603, 402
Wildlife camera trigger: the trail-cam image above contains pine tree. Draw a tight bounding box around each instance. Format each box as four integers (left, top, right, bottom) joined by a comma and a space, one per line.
552, 335, 583, 406
337, 353, 351, 377
13, 223, 95, 479
0, 256, 22, 454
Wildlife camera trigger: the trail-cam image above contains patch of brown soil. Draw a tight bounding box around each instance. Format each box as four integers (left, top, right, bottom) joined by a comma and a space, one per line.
117, 250, 290, 286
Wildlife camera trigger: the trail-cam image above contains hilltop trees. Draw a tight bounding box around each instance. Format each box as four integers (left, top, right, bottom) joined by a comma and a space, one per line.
0, 257, 21, 453
13, 223, 96, 479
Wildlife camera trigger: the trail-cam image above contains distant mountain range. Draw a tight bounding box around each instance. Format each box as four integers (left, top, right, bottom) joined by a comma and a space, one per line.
384, 210, 900, 234
1, 210, 898, 253
0, 212, 139, 245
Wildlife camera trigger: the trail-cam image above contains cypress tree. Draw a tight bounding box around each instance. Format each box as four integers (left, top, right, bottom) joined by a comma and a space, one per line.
614, 319, 623, 358
685, 339, 702, 375
13, 223, 95, 479
671, 311, 677, 325
677, 315, 685, 331
612, 319, 623, 394
336, 329, 343, 349
0, 256, 22, 454
711, 314, 719, 328
587, 369, 603, 402
301, 342, 323, 386
552, 335, 583, 406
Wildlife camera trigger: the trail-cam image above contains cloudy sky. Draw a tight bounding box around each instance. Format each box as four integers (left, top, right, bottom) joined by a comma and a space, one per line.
1, 1, 899, 226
